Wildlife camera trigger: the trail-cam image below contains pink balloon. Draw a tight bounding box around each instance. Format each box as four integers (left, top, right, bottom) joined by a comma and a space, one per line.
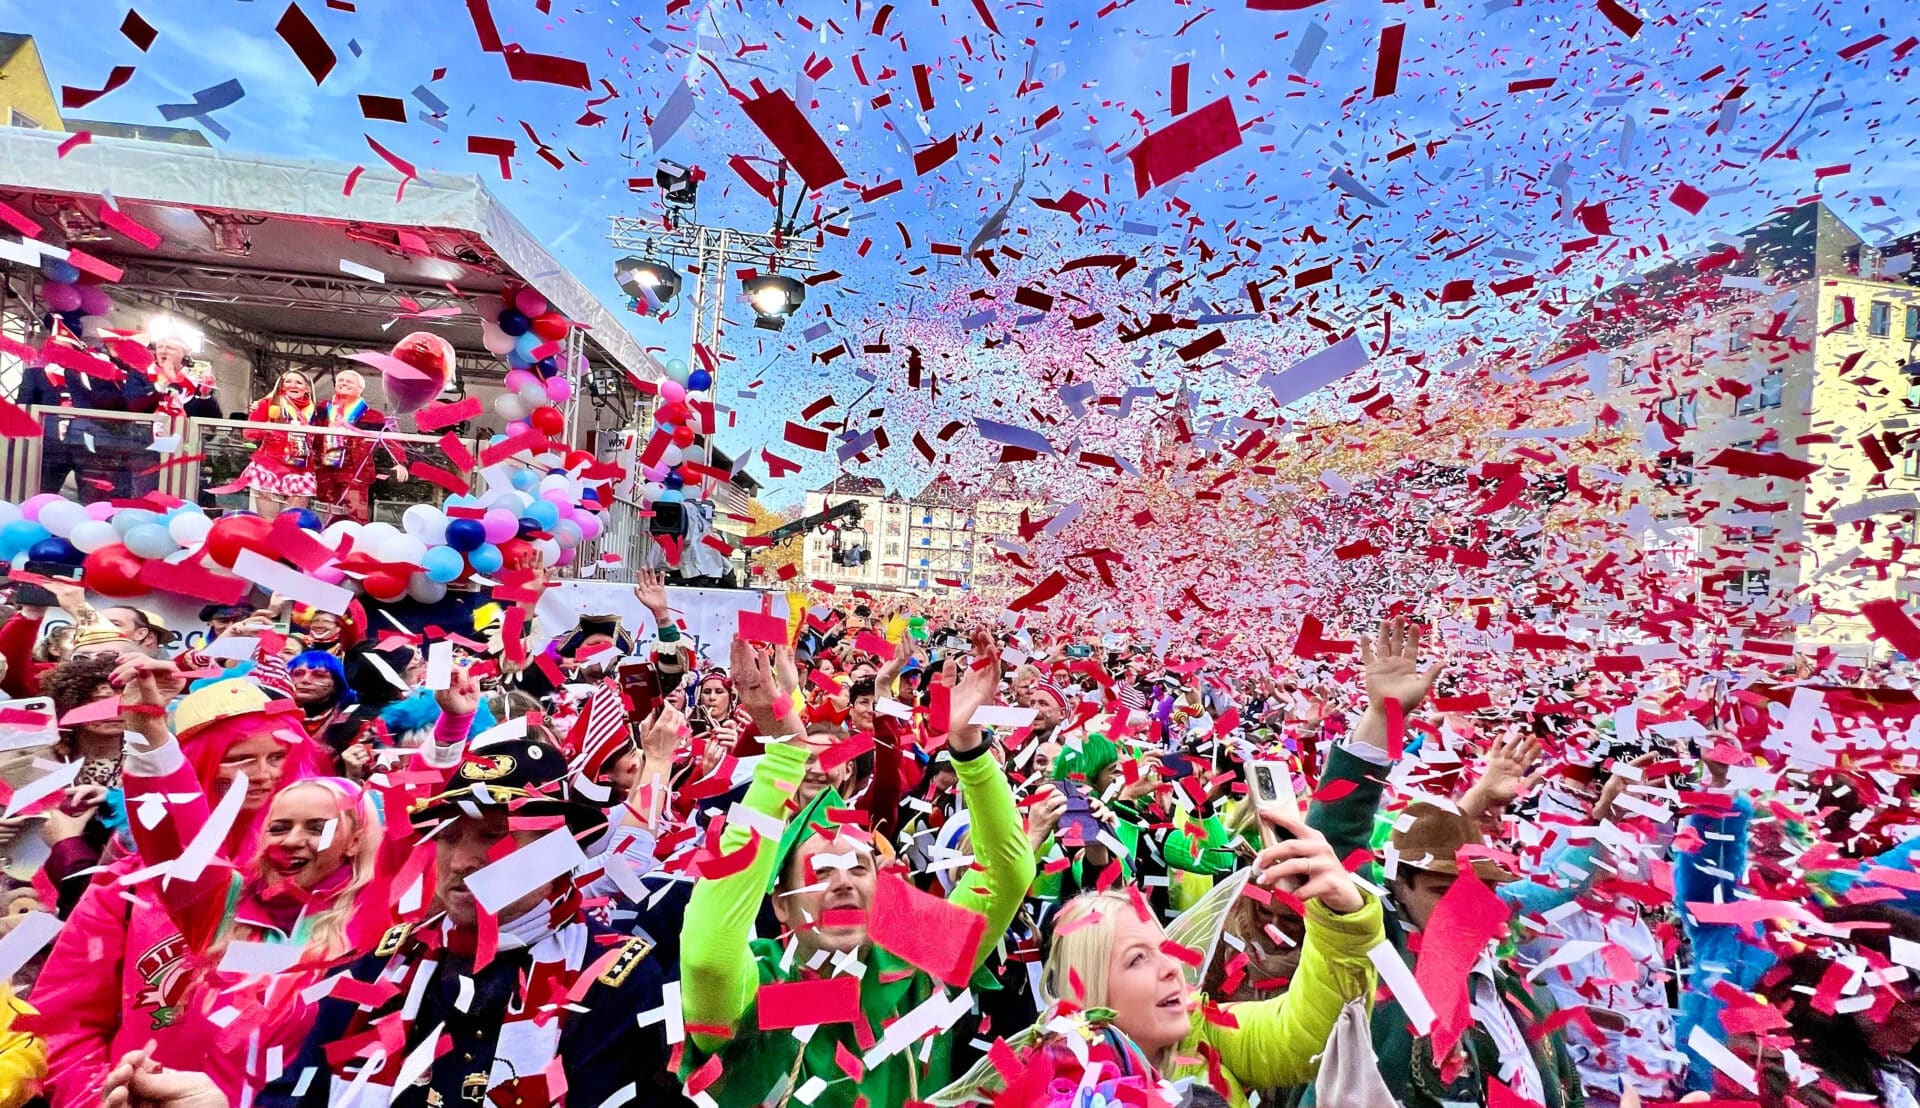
555, 545, 576, 567
75, 284, 112, 317
576, 513, 603, 542
312, 564, 347, 585
85, 501, 116, 521
542, 489, 570, 506
41, 283, 81, 314
503, 369, 539, 394
641, 463, 667, 483
543, 377, 572, 404
514, 288, 549, 317
482, 508, 519, 544
20, 494, 60, 522
658, 381, 687, 405
505, 420, 530, 436
382, 332, 454, 415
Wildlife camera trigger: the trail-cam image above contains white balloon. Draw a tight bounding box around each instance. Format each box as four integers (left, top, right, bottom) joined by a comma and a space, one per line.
402, 503, 448, 546
679, 444, 709, 467
0, 503, 22, 527
518, 382, 551, 407
660, 445, 684, 468
384, 535, 428, 566
553, 519, 582, 549
534, 538, 560, 567
494, 394, 528, 423
168, 512, 214, 548
359, 522, 403, 554
69, 519, 118, 554
641, 482, 664, 503
38, 500, 87, 539
319, 520, 362, 551
407, 573, 447, 604
539, 474, 572, 495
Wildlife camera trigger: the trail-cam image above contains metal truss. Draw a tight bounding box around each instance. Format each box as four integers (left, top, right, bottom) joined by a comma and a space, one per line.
605, 218, 823, 271
109, 259, 468, 321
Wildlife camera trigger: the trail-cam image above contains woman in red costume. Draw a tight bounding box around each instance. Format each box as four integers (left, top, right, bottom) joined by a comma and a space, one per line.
238, 371, 317, 517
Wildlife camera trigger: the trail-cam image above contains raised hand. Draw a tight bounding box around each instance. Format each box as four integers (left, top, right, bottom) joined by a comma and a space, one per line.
730, 636, 793, 738
1460, 727, 1547, 817
1359, 617, 1444, 715
434, 664, 481, 718
945, 628, 1001, 754
1251, 810, 1365, 914
632, 568, 672, 622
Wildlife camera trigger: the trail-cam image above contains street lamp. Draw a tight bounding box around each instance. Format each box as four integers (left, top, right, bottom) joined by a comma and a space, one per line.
614, 255, 682, 310
742, 273, 805, 331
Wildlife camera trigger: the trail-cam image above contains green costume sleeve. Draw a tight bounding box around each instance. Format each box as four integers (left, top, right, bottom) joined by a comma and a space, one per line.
1166, 811, 1236, 875
1306, 745, 1388, 870
1200, 896, 1385, 1091
946, 751, 1038, 967
679, 741, 808, 1052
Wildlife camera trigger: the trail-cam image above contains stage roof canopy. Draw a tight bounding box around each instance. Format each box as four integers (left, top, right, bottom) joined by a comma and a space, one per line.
0, 127, 656, 383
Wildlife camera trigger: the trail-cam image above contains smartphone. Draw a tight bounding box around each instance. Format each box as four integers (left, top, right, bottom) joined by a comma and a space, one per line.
1247, 758, 1301, 850
1056, 779, 1104, 845
617, 661, 663, 722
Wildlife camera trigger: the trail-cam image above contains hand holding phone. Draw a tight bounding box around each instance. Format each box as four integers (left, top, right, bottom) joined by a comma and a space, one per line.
1247, 758, 1301, 850
1056, 779, 1104, 846
617, 661, 664, 723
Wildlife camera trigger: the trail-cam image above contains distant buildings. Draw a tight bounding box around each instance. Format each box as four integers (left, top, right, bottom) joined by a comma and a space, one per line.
1566, 200, 1920, 654
800, 468, 1038, 598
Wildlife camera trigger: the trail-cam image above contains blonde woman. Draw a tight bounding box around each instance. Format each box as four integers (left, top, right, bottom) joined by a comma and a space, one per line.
1030, 810, 1383, 1107
238, 370, 318, 515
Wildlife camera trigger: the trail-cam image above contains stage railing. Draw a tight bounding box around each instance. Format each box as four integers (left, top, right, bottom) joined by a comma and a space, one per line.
0, 409, 652, 580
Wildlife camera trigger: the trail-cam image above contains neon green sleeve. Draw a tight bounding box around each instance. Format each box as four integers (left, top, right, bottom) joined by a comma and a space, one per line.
1202, 895, 1384, 1089
679, 741, 808, 1051
947, 752, 1038, 969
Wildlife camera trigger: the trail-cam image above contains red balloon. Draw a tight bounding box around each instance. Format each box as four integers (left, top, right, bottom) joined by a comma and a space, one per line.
655, 401, 689, 427
83, 544, 147, 598
363, 570, 409, 603
529, 406, 565, 437
565, 450, 596, 470
672, 424, 696, 448
530, 313, 570, 342
203, 513, 273, 569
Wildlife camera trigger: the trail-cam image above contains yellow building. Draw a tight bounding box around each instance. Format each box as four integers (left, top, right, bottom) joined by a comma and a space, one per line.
1577, 201, 1920, 655
800, 469, 1040, 599
0, 34, 66, 133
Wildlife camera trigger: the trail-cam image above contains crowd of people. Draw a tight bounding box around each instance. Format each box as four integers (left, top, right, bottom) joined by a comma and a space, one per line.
0, 508, 1902, 1108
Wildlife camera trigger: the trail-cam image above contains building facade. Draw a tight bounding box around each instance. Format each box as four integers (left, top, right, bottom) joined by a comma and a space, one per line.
800, 470, 1039, 598
1575, 201, 1920, 652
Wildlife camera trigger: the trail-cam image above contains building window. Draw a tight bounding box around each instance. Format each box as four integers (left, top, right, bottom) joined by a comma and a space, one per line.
1833, 296, 1855, 329
1908, 306, 1920, 342
8, 110, 40, 129
1657, 394, 1698, 428
1658, 451, 1694, 488
1726, 569, 1770, 605
1728, 316, 1753, 353
1907, 450, 1920, 480
1739, 370, 1784, 414
1871, 300, 1893, 337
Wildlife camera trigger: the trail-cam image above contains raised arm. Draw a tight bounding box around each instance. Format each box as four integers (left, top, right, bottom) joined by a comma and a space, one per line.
1308, 618, 1440, 865
942, 628, 1038, 966
680, 637, 805, 1053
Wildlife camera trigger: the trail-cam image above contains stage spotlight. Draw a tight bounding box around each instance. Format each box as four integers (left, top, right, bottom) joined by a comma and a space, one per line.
615, 256, 682, 309
742, 273, 805, 331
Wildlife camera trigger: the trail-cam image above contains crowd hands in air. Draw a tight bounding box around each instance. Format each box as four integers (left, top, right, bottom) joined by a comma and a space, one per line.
0, 567, 1910, 1108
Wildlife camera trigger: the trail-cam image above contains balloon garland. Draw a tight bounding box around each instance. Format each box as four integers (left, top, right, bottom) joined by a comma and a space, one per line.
635, 356, 713, 513
38, 257, 113, 337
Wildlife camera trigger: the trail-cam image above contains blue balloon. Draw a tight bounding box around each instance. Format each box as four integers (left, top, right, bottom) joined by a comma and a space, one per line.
535, 357, 559, 378
1, 520, 49, 555
510, 469, 538, 492
687, 369, 713, 391
445, 518, 487, 553
113, 509, 159, 536
507, 349, 533, 370
279, 507, 323, 531
497, 309, 531, 337
40, 259, 79, 285
656, 489, 684, 504
28, 538, 79, 565
663, 472, 684, 491
517, 517, 541, 539
512, 332, 542, 361
525, 500, 560, 530
467, 542, 503, 575
422, 545, 465, 583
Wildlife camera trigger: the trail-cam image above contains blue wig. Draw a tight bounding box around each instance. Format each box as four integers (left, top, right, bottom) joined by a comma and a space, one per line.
289, 650, 356, 707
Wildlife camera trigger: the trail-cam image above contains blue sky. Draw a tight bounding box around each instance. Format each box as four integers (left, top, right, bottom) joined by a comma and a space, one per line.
7, 0, 1915, 507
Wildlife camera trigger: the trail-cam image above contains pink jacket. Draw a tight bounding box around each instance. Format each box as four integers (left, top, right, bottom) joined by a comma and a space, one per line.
38, 712, 473, 1108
